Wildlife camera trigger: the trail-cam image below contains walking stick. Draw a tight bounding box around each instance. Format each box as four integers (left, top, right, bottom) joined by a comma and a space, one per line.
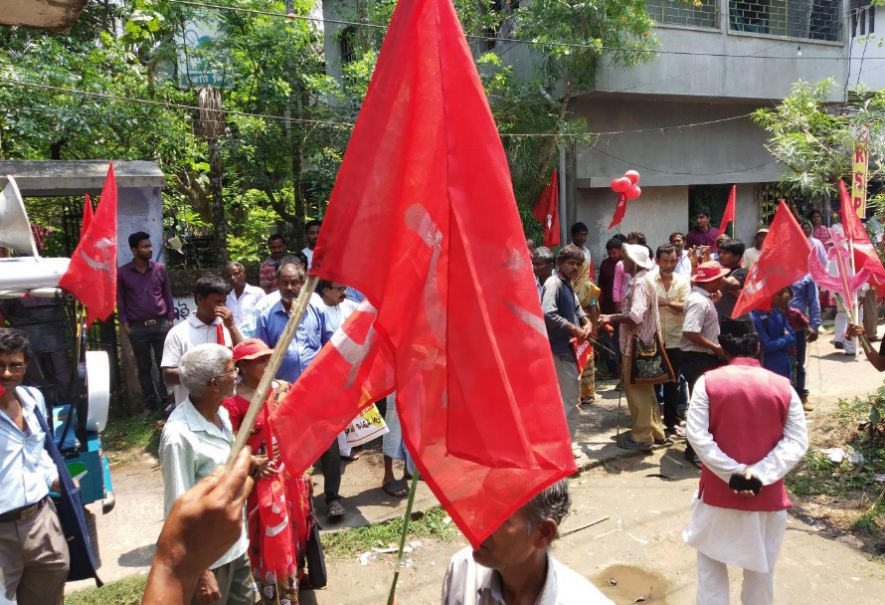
225, 274, 319, 466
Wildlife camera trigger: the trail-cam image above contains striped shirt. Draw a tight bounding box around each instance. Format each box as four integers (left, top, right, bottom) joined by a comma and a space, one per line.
159, 399, 248, 570
259, 257, 280, 293
619, 270, 660, 357
680, 286, 720, 354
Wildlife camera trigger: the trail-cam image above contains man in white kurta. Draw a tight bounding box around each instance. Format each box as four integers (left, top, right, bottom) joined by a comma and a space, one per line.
684, 319, 808, 605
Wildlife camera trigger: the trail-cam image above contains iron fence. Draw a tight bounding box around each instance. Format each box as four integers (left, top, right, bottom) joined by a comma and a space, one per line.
729, 0, 841, 41
648, 0, 719, 28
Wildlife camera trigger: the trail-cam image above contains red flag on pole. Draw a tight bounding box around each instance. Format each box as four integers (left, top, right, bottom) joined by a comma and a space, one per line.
531, 171, 560, 247
59, 164, 117, 325
839, 179, 885, 287
82, 194, 94, 236
271, 0, 575, 548
732, 200, 811, 317
718, 185, 736, 235
608, 193, 628, 229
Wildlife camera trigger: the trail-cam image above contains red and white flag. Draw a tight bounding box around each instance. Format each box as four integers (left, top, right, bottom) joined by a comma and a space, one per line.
531, 171, 561, 247
732, 200, 811, 317
839, 179, 885, 288
59, 164, 117, 325
718, 185, 736, 235
608, 193, 627, 229
271, 0, 575, 548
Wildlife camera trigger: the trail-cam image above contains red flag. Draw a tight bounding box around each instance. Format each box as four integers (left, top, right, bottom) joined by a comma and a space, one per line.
272, 0, 575, 548
608, 193, 628, 228
732, 201, 811, 317
718, 185, 736, 234
82, 194, 94, 236
839, 179, 885, 287
59, 164, 117, 325
531, 171, 560, 247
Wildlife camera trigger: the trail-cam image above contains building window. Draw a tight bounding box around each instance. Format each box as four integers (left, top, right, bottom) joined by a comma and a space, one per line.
729, 0, 840, 42
340, 26, 357, 64
689, 185, 733, 233
648, 0, 719, 28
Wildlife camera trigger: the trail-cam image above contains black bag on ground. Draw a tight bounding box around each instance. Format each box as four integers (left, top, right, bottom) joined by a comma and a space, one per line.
305, 516, 327, 589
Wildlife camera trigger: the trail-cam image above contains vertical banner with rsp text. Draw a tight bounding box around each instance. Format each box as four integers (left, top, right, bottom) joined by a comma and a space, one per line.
851, 124, 870, 219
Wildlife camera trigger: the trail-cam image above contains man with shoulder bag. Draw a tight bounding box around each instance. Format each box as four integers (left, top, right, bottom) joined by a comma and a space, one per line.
600, 244, 673, 451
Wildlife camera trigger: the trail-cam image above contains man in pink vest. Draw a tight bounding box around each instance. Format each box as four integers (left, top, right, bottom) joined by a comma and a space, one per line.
683, 318, 807, 605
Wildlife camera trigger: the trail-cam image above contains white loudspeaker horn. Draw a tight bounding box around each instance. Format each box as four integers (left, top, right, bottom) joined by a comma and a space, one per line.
0, 176, 39, 257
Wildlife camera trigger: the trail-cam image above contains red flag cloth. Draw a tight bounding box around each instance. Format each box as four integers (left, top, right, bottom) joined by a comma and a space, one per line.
272, 0, 575, 548
608, 193, 628, 228
531, 171, 561, 247
718, 185, 736, 235
732, 201, 812, 317
58, 164, 117, 325
573, 339, 593, 374
82, 194, 94, 236
839, 179, 885, 287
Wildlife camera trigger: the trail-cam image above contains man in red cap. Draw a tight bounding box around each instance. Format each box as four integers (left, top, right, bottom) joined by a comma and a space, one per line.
680, 261, 728, 467
683, 317, 807, 605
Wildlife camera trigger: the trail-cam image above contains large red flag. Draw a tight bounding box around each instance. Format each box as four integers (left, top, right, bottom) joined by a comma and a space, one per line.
718, 185, 736, 235
271, 0, 575, 548
839, 179, 885, 287
732, 201, 811, 317
531, 171, 560, 247
59, 164, 117, 325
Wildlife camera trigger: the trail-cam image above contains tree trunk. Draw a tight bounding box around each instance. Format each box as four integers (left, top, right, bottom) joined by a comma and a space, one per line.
208, 137, 228, 266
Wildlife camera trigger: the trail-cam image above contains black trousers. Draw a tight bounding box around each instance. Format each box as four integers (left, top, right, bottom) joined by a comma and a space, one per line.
662, 348, 683, 430
680, 350, 721, 397
127, 319, 170, 410
318, 439, 342, 503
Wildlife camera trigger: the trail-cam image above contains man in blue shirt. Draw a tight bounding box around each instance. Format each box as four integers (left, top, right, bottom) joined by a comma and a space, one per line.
789, 274, 821, 411
241, 258, 346, 517
0, 328, 69, 605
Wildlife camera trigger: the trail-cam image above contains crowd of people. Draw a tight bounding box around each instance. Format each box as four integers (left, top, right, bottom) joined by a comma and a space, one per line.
0, 204, 877, 605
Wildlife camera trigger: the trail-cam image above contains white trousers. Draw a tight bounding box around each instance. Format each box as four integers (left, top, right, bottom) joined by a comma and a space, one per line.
835, 309, 861, 355
337, 431, 351, 458
696, 551, 775, 605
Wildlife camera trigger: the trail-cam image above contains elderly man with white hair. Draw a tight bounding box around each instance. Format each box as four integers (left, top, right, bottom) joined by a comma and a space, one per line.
159, 344, 252, 605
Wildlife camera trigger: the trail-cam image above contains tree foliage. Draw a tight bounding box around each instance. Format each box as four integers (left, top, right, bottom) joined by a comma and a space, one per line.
0, 0, 656, 260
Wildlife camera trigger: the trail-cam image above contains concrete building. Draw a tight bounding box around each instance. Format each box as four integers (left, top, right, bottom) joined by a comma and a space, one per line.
848, 1, 885, 89
322, 0, 854, 260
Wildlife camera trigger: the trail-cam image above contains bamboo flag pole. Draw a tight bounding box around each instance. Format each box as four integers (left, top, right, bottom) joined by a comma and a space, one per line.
225, 274, 319, 466
387, 469, 421, 605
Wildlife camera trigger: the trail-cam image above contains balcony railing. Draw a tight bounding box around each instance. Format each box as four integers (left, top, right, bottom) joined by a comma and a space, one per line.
729, 0, 841, 41
648, 0, 719, 29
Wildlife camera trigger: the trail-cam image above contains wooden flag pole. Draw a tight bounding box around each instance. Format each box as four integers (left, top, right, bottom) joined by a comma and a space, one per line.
387, 469, 421, 605
225, 274, 319, 466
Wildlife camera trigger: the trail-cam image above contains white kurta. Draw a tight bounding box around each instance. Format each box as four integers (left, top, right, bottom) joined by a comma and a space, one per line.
682, 375, 808, 573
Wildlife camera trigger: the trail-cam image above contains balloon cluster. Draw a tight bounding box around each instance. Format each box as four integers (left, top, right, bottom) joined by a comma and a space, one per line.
611, 170, 641, 200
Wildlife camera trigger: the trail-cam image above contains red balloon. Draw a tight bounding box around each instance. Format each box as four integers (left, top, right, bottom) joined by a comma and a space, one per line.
625, 170, 640, 185
611, 177, 631, 193
625, 185, 642, 200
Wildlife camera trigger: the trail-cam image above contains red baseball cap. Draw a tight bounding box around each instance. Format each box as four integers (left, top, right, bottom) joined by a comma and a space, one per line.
692, 261, 730, 284
232, 338, 273, 362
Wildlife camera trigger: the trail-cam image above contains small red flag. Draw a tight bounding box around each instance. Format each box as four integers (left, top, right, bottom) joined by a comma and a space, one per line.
531, 171, 560, 247
272, 0, 575, 548
59, 164, 117, 325
608, 193, 628, 229
718, 185, 736, 235
839, 179, 885, 287
82, 194, 94, 236
732, 201, 811, 317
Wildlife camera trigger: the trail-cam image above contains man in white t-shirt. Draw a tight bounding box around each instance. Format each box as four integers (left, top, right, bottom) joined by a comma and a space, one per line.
224, 262, 265, 328
161, 275, 243, 407
302, 220, 321, 269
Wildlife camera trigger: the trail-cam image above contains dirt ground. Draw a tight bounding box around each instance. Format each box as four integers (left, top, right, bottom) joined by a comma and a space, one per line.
68, 327, 885, 601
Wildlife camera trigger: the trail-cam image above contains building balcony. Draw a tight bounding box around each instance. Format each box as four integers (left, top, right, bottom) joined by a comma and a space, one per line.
728, 0, 841, 42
